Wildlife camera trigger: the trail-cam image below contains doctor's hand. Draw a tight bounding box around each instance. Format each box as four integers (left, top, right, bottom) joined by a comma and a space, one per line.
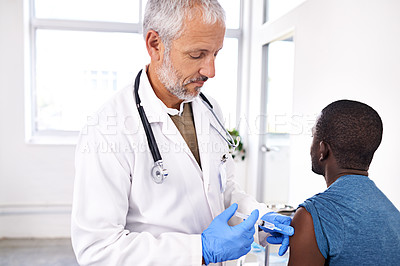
260, 212, 294, 256
201, 203, 258, 265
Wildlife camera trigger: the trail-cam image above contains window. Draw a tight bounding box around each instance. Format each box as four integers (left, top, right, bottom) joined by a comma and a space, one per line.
265, 37, 295, 134
264, 0, 306, 22
34, 30, 145, 132
257, 37, 295, 204
28, 0, 243, 142
34, 0, 141, 23
203, 0, 242, 128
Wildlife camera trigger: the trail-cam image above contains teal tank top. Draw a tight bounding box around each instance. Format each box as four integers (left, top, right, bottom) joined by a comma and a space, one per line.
300, 175, 400, 265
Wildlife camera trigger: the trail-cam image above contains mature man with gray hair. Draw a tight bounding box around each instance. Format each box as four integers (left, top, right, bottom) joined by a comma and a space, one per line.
71, 1, 294, 265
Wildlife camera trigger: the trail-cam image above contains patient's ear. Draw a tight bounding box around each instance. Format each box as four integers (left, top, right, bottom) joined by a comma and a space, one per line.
319, 141, 330, 161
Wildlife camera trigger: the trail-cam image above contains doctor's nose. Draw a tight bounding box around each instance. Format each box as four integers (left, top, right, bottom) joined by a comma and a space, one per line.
199, 58, 216, 79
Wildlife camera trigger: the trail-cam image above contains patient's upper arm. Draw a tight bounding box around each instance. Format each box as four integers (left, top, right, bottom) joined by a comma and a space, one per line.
288, 207, 325, 266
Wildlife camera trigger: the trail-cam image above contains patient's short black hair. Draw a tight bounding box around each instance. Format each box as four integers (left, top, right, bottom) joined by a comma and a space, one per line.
315, 100, 383, 170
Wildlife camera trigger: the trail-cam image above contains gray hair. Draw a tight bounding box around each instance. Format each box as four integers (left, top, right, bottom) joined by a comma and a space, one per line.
143, 0, 226, 48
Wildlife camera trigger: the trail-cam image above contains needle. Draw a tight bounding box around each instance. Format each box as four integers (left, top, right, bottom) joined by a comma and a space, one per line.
234, 211, 282, 232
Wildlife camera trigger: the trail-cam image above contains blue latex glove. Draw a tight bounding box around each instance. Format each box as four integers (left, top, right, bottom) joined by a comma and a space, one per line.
201, 203, 259, 265
260, 212, 294, 256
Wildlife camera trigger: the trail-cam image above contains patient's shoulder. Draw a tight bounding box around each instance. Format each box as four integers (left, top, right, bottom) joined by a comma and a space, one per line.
288, 207, 325, 266
292, 207, 313, 228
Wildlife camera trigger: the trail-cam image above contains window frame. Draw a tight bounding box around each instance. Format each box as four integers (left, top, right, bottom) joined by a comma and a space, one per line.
26, 0, 243, 144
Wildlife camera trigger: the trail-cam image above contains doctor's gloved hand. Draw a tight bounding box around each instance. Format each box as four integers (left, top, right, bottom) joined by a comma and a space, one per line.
260, 212, 294, 256
201, 203, 258, 265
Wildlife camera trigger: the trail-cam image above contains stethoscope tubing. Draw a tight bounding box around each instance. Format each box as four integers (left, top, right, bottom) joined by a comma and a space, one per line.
199, 95, 239, 149
134, 70, 162, 163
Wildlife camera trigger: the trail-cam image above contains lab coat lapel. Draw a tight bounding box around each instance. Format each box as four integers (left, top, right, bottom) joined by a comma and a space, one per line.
193, 96, 229, 219
192, 97, 217, 196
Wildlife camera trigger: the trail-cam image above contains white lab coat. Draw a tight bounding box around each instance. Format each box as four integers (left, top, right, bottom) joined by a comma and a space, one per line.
71, 68, 271, 266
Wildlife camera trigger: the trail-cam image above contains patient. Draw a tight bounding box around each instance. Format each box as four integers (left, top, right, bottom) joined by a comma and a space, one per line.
288, 100, 400, 265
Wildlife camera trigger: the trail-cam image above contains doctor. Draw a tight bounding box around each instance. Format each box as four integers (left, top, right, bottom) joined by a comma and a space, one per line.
71, 0, 294, 265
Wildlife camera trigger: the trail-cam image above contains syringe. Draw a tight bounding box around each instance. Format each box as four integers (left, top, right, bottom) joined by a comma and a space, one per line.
234, 211, 282, 232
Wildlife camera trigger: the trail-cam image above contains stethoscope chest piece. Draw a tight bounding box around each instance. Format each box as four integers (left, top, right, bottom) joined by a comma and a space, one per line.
152, 161, 168, 184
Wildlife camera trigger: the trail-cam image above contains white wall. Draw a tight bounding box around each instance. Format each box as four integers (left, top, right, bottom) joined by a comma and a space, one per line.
246, 0, 400, 209
1, 0, 399, 238
0, 0, 75, 237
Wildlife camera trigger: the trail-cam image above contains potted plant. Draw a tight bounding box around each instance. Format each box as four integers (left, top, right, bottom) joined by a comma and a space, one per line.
228, 128, 246, 161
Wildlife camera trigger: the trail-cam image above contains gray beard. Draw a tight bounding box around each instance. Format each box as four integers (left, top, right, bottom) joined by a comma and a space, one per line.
156, 52, 201, 101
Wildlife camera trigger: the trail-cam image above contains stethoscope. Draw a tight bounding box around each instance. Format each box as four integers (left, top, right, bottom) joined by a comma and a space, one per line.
134, 70, 239, 184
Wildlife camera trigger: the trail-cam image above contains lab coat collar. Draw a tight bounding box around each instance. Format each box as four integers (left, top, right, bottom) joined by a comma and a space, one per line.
137, 68, 168, 124
162, 100, 192, 116
138, 67, 197, 122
